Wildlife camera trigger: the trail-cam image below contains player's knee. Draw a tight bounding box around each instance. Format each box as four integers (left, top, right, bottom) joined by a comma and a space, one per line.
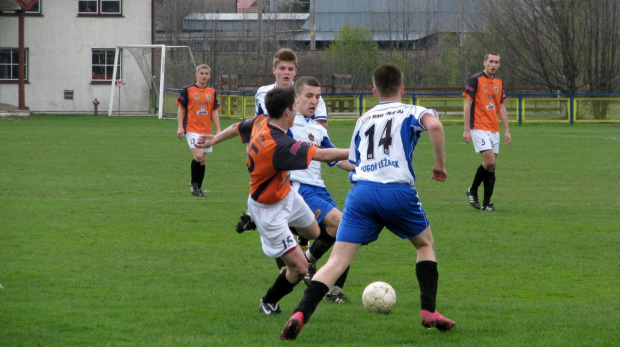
483, 160, 496, 172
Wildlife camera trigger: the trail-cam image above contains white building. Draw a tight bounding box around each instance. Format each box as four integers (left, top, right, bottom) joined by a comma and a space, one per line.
0, 0, 154, 114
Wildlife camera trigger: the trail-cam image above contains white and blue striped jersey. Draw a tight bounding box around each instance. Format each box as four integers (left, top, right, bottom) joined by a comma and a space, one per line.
349, 102, 437, 186
255, 82, 328, 123
288, 113, 338, 187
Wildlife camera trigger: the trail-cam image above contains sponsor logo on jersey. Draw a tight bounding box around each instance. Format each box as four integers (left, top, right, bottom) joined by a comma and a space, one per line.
197, 107, 209, 115
308, 133, 315, 142
494, 86, 498, 93
206, 94, 212, 100
290, 141, 302, 155
193, 93, 199, 100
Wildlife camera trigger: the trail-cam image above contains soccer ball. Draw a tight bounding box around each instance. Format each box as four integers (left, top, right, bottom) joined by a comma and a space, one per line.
362, 281, 396, 314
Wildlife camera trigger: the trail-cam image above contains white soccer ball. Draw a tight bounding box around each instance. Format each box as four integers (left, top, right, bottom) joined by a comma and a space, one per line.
362, 281, 396, 314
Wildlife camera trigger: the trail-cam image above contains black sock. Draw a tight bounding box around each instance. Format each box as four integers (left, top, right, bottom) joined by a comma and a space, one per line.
483, 171, 496, 206
471, 164, 488, 192
197, 163, 206, 189
263, 270, 296, 304
416, 261, 438, 312
334, 265, 350, 289
275, 257, 286, 270
308, 224, 335, 260
295, 280, 329, 323
191, 159, 201, 185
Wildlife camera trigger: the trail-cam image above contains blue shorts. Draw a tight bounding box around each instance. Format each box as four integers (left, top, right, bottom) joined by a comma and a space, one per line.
293, 183, 338, 224
337, 181, 430, 244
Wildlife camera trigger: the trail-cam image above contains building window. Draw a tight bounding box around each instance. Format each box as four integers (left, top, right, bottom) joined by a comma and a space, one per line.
0, 48, 28, 82
92, 49, 119, 82
27, 1, 41, 14
79, 0, 121, 15
0, 0, 41, 16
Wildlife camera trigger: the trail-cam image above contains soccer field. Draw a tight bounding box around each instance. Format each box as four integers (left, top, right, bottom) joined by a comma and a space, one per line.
1, 115, 618, 346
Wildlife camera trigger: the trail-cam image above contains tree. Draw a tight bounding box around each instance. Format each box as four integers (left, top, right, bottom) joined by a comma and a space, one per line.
325, 24, 379, 88
480, 0, 620, 94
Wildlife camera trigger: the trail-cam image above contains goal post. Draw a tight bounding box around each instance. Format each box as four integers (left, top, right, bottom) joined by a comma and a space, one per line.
108, 44, 196, 119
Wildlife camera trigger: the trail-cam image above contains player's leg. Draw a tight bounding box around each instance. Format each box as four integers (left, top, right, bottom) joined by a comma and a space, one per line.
481, 134, 500, 210
260, 246, 309, 315
410, 228, 455, 332
480, 150, 497, 210
280, 241, 359, 340
467, 130, 494, 209
253, 192, 317, 315
281, 183, 378, 340
187, 133, 207, 197
305, 208, 351, 302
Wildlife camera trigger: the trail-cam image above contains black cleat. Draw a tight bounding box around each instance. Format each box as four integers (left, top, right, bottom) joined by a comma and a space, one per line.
235, 210, 256, 233
259, 299, 282, 315
190, 183, 206, 197
481, 203, 498, 211
324, 292, 350, 303
466, 188, 480, 209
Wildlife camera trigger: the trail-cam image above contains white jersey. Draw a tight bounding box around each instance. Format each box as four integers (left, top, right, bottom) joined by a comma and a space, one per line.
255, 82, 328, 123
349, 101, 437, 186
288, 113, 337, 187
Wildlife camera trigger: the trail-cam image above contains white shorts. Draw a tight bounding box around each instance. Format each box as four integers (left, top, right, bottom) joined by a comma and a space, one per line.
247, 190, 316, 258
471, 129, 500, 154
186, 132, 213, 153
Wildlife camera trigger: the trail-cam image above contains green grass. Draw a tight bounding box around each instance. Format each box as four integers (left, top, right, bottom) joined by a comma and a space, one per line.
1, 115, 618, 346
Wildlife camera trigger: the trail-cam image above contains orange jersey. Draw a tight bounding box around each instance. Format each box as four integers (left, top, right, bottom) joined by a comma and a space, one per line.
176, 84, 221, 134
463, 72, 507, 132
237, 115, 318, 204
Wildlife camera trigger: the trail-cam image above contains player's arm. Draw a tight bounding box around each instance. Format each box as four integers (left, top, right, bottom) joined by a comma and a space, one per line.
462, 98, 473, 144
312, 148, 349, 163
336, 161, 355, 172
212, 109, 222, 134
421, 112, 447, 182
176, 105, 186, 140
499, 103, 511, 145
196, 122, 239, 148
315, 119, 328, 128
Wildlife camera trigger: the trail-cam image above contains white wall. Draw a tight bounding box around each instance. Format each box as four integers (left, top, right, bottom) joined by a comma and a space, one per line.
0, 0, 152, 113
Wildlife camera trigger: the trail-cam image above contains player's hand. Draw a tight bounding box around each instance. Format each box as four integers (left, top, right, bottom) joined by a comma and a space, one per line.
431, 166, 447, 182
505, 132, 512, 145
197, 134, 215, 148
177, 128, 185, 140
462, 130, 471, 144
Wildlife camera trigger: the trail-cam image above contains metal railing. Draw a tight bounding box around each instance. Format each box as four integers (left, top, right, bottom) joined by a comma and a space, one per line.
166, 89, 620, 124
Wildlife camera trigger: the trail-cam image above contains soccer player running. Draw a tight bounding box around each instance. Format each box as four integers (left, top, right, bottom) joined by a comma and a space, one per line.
176, 64, 222, 197
195, 86, 348, 316
280, 64, 455, 341
463, 52, 511, 211
289, 76, 355, 303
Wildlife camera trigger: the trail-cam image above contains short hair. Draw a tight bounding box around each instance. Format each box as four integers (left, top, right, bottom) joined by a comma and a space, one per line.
273, 48, 298, 68
372, 64, 403, 98
265, 86, 296, 120
196, 64, 211, 73
294, 76, 321, 94
484, 52, 500, 61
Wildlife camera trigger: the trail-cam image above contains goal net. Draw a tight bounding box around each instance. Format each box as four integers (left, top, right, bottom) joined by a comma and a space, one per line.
108, 45, 196, 119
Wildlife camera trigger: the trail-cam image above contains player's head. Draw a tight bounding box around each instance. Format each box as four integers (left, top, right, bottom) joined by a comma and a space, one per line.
265, 86, 296, 120
372, 64, 404, 99
272, 48, 298, 87
294, 76, 321, 118
483, 53, 501, 76
195, 64, 211, 85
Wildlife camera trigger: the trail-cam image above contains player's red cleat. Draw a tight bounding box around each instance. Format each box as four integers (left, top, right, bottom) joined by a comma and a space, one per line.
420, 310, 455, 332
279, 311, 305, 340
